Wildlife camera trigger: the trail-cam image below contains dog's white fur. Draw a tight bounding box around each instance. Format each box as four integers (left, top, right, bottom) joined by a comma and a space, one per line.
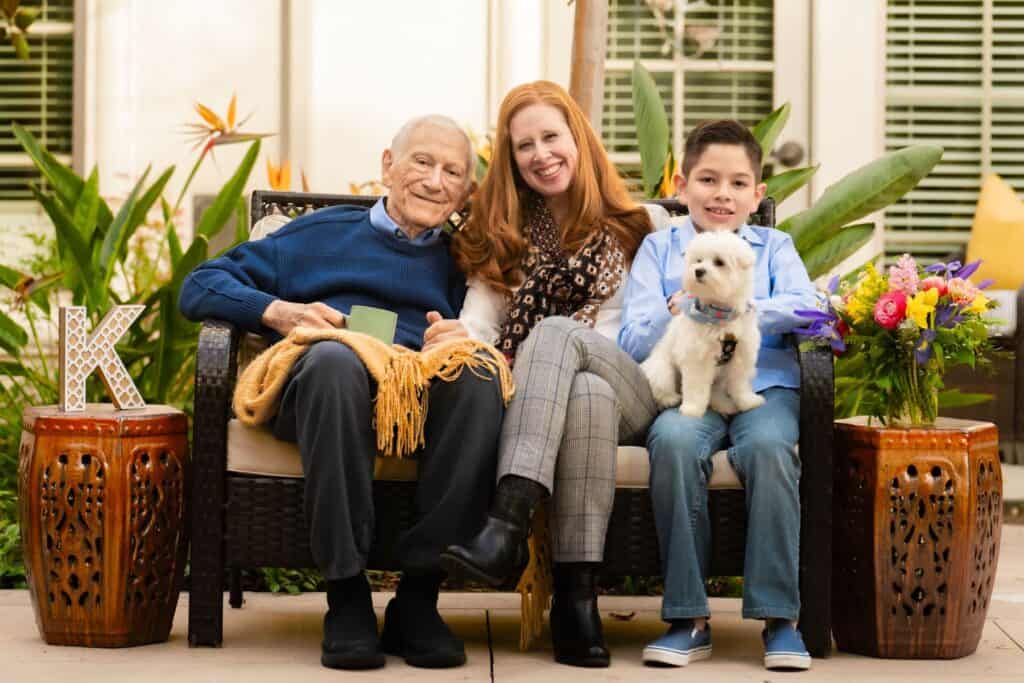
642, 231, 765, 417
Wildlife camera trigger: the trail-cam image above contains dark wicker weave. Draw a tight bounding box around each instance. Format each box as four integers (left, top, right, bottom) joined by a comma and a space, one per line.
188, 191, 834, 657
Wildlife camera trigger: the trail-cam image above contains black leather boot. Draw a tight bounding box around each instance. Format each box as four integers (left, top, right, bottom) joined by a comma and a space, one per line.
380, 572, 466, 668
549, 562, 610, 668
321, 572, 385, 670
440, 475, 545, 587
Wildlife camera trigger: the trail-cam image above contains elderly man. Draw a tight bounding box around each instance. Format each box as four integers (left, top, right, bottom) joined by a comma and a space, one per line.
179, 115, 502, 670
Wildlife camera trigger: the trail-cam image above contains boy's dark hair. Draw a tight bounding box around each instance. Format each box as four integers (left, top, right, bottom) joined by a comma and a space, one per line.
680, 119, 763, 182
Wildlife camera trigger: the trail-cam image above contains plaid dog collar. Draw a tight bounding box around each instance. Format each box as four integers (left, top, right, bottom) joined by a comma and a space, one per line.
681, 293, 748, 326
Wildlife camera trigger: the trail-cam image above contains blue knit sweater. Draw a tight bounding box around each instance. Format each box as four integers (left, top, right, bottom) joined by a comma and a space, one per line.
178, 205, 467, 350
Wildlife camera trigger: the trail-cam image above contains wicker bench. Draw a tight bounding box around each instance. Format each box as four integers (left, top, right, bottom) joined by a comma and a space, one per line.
187, 191, 835, 657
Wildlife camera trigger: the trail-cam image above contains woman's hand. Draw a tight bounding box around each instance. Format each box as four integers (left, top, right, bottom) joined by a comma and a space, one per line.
422, 311, 469, 351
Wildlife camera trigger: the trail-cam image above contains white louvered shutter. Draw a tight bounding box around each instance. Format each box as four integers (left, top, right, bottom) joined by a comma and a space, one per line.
602, 0, 776, 195
0, 0, 75, 203
885, 0, 1024, 260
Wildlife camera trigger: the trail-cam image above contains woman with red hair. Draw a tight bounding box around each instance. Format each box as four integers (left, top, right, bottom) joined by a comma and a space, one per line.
442, 80, 663, 667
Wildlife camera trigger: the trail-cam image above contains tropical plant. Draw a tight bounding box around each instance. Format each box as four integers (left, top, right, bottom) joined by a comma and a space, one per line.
631, 61, 944, 279
1, 0, 37, 60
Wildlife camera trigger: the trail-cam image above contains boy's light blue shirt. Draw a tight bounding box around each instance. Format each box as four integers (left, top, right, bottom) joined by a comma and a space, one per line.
618, 217, 817, 392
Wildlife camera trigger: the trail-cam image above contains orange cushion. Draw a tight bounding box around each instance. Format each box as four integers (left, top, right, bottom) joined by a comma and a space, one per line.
966, 174, 1024, 290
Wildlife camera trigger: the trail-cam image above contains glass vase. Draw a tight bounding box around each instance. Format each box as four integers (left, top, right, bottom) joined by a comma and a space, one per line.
887, 357, 939, 427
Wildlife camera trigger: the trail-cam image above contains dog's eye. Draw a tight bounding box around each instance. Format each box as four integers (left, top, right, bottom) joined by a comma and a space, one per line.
713, 258, 725, 267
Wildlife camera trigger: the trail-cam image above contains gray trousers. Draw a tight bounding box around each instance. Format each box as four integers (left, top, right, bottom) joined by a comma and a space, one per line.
497, 317, 657, 562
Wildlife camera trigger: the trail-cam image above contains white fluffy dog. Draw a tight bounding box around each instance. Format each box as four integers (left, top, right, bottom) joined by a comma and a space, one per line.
642, 231, 765, 417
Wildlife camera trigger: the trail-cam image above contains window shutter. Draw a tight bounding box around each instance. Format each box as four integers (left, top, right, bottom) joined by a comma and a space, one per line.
602, 0, 775, 196
885, 0, 1024, 260
0, 0, 75, 202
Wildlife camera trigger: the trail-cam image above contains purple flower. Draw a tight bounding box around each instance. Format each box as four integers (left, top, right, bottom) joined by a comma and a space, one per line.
977, 278, 994, 290
915, 328, 937, 364
926, 260, 962, 278
954, 260, 981, 280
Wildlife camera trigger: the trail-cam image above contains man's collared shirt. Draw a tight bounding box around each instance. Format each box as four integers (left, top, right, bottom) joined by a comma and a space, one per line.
618, 217, 817, 392
369, 197, 443, 247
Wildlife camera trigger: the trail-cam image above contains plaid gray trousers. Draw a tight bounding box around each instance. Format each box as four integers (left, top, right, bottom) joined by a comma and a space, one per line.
497, 316, 657, 562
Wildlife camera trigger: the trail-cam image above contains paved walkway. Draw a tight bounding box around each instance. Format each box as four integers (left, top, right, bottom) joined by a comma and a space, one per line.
2, 523, 1022, 682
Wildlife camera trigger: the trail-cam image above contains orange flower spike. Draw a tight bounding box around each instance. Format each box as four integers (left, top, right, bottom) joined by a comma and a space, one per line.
227, 93, 237, 130
279, 160, 292, 190
266, 158, 279, 188
301, 169, 310, 192
194, 102, 226, 132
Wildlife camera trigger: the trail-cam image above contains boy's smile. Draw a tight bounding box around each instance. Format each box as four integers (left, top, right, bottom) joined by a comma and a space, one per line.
675, 143, 766, 233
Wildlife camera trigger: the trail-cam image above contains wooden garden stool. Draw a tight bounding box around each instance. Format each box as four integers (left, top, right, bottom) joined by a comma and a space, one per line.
832, 417, 1002, 658
18, 404, 189, 646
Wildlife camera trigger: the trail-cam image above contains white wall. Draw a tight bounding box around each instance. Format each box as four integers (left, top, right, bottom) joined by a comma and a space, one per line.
86, 0, 282, 230
811, 0, 886, 273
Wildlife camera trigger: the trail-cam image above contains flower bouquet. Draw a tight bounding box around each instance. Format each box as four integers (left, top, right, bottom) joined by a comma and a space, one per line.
795, 256, 999, 426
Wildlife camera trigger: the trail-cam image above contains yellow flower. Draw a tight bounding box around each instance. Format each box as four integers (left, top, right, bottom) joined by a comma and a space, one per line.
967, 293, 990, 314
844, 263, 887, 324
906, 288, 939, 328
266, 158, 291, 190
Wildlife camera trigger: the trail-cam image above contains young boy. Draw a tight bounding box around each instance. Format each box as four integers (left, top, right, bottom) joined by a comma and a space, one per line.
618, 120, 818, 671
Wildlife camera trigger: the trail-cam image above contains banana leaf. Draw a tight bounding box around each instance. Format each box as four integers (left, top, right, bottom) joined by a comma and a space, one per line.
801, 222, 876, 279
938, 389, 993, 408
763, 165, 818, 206
780, 145, 943, 253
631, 62, 670, 198
30, 185, 105, 311
194, 140, 260, 239
751, 103, 790, 163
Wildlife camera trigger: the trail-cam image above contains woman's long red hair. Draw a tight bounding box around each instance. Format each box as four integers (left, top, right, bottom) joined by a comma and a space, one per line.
452, 80, 651, 291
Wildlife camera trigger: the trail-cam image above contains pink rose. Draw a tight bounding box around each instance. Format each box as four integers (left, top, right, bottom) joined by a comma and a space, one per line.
920, 276, 947, 296
946, 277, 977, 305
874, 290, 907, 330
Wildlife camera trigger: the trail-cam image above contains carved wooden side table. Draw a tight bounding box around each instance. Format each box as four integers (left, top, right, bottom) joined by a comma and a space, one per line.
832, 417, 1002, 658
18, 404, 189, 646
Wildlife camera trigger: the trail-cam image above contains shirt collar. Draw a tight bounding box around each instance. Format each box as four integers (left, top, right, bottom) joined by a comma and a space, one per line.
369, 197, 443, 246
675, 216, 764, 253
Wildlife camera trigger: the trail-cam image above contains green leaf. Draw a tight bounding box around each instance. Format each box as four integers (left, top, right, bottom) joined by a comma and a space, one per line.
99, 167, 150, 274
780, 145, 943, 253
30, 185, 103, 309
0, 263, 22, 289
764, 165, 818, 206
152, 289, 178, 402
170, 234, 209, 298
12, 123, 115, 230
122, 166, 174, 253
631, 61, 670, 198
751, 103, 791, 164
11, 31, 28, 59
801, 223, 877, 279
13, 6, 38, 31
0, 309, 28, 355
72, 167, 101, 244
194, 140, 260, 239
937, 389, 993, 409
166, 222, 183, 265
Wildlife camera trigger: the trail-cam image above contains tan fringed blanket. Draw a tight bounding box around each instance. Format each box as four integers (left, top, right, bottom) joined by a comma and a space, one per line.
232, 326, 551, 650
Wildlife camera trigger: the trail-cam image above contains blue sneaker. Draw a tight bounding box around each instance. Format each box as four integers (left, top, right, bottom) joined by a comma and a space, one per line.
762, 621, 811, 671
642, 620, 712, 667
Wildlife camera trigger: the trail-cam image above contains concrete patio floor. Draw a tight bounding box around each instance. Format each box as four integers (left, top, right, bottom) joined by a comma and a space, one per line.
3, 464, 1023, 682
0, 522, 1021, 682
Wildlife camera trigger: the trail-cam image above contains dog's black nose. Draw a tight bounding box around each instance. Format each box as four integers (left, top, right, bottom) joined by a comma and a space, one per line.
694, 267, 706, 280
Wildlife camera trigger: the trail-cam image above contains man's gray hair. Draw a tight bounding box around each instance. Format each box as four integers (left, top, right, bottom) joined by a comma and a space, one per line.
390, 114, 476, 185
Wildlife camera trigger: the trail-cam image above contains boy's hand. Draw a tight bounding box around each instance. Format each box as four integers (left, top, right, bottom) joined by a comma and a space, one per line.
422, 311, 468, 351
667, 292, 685, 316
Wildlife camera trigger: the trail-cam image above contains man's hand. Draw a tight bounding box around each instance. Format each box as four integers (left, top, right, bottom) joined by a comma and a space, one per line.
422, 311, 468, 351
261, 300, 345, 337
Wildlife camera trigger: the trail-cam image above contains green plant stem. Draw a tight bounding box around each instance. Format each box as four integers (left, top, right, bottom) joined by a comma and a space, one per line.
172, 150, 208, 216
22, 306, 49, 383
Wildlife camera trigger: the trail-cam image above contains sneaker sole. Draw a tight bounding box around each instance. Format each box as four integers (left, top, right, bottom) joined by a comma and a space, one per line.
765, 653, 811, 670
642, 644, 711, 667
321, 652, 386, 670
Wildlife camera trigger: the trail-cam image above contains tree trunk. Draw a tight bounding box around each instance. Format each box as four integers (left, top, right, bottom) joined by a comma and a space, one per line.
569, 0, 608, 134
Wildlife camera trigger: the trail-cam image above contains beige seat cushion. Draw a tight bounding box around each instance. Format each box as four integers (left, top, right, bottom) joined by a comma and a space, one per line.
226, 419, 743, 490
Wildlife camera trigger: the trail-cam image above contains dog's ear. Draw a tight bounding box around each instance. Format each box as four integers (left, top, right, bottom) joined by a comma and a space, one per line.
731, 243, 756, 270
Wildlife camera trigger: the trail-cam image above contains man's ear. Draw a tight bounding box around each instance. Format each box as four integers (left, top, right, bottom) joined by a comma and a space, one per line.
380, 149, 395, 189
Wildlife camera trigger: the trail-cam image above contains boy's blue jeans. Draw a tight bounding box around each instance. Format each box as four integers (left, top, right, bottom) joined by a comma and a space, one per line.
646, 387, 801, 622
